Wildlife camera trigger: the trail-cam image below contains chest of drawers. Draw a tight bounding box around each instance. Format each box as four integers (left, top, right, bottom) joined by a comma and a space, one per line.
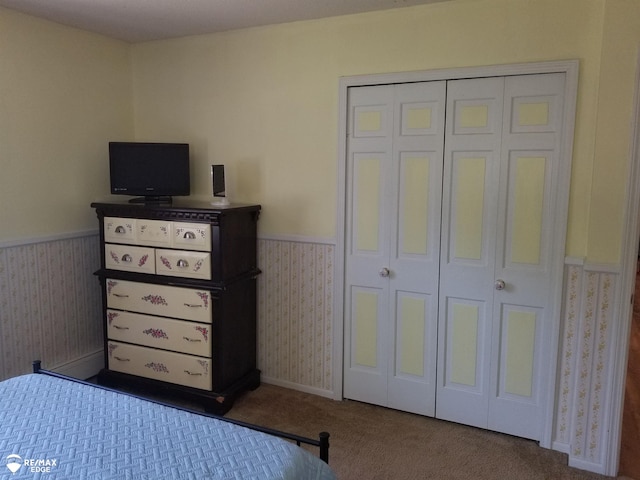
92, 200, 261, 414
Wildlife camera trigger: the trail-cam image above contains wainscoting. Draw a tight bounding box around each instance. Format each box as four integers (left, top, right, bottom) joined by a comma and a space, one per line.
553, 262, 618, 473
256, 237, 335, 396
0, 233, 337, 394
0, 232, 624, 474
256, 239, 623, 476
0, 233, 104, 381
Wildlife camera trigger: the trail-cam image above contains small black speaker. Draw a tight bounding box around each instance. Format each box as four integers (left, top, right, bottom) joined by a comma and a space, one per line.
211, 165, 229, 205
211, 165, 225, 197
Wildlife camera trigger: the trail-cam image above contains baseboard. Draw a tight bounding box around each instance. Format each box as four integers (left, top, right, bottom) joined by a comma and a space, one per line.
260, 376, 334, 399
51, 350, 104, 380
568, 457, 607, 476
551, 441, 570, 455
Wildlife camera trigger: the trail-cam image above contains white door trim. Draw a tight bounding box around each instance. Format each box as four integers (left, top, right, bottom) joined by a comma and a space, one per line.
334, 60, 579, 449
604, 46, 640, 477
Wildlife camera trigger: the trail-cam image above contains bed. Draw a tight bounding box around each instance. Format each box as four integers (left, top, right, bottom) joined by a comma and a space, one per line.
0, 362, 336, 479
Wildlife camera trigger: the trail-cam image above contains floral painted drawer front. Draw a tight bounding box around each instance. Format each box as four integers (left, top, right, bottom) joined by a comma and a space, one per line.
136, 219, 172, 247
107, 309, 211, 357
172, 222, 211, 252
106, 279, 212, 323
104, 217, 210, 252
107, 341, 212, 390
105, 244, 155, 274
104, 217, 136, 244
155, 249, 211, 280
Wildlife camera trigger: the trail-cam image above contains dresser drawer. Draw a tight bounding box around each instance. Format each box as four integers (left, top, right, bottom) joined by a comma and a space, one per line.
136, 219, 172, 247
106, 279, 212, 323
156, 249, 211, 280
105, 244, 155, 274
107, 310, 211, 357
172, 222, 211, 251
107, 341, 212, 390
104, 217, 210, 252
104, 217, 136, 244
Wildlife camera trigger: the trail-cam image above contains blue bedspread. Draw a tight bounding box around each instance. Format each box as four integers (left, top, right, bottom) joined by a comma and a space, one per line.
0, 374, 336, 479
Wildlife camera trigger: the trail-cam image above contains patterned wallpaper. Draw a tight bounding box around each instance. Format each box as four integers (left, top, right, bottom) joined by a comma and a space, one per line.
0, 234, 103, 381
256, 238, 334, 393
0, 232, 622, 474
554, 264, 616, 469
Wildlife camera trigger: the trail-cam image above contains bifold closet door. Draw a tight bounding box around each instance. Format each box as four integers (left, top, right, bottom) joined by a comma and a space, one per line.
436, 73, 566, 441
343, 81, 445, 416
343, 72, 566, 442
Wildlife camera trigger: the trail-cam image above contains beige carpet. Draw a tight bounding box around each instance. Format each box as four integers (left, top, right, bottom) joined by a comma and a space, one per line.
226, 384, 631, 480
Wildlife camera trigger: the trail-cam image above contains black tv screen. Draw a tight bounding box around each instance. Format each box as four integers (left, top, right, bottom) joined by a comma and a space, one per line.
109, 142, 190, 202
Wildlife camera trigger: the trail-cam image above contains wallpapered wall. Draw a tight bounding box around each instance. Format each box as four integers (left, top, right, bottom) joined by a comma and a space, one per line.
257, 238, 334, 394
555, 264, 617, 471
0, 234, 618, 472
0, 234, 335, 393
0, 235, 103, 379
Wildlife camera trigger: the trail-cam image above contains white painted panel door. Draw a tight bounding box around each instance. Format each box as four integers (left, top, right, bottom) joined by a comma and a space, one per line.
344, 81, 446, 416
488, 72, 566, 439
436, 76, 505, 429
437, 73, 566, 441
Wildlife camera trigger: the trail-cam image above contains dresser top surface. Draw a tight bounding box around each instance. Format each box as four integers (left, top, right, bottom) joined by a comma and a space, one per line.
91, 199, 260, 215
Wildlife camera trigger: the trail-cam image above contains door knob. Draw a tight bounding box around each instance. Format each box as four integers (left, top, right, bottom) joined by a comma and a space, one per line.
495, 279, 506, 290
379, 267, 390, 278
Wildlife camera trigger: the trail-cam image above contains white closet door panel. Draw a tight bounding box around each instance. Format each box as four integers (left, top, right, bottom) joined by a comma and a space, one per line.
344, 85, 394, 407
346, 286, 388, 406
344, 82, 445, 416
489, 304, 545, 438
387, 289, 436, 415
437, 77, 504, 427
488, 73, 566, 440
387, 82, 445, 416
437, 296, 491, 428
343, 71, 569, 442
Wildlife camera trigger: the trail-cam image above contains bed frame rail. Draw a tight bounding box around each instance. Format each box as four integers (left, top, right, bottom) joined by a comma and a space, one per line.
32, 361, 330, 463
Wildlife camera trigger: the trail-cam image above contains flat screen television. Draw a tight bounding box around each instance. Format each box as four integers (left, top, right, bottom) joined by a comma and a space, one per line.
109, 142, 190, 203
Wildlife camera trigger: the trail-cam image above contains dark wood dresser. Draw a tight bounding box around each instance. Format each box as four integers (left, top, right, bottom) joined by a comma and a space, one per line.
91, 200, 261, 414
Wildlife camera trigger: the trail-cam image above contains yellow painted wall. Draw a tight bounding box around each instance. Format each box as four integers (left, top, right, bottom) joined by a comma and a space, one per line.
1, 0, 639, 264
131, 0, 607, 249
587, 0, 640, 263
0, 8, 133, 243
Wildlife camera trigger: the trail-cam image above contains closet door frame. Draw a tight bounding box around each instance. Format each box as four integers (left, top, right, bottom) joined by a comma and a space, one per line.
334, 60, 579, 450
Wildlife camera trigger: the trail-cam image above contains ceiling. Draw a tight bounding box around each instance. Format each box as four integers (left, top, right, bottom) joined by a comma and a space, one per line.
0, 0, 451, 43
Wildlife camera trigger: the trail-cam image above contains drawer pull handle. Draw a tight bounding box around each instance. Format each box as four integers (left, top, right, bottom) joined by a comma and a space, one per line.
184, 370, 203, 376
114, 356, 130, 362
183, 231, 196, 239
115, 226, 126, 234
183, 303, 203, 308
183, 336, 202, 342
113, 325, 129, 330
121, 254, 133, 263
177, 259, 189, 268
113, 293, 130, 298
